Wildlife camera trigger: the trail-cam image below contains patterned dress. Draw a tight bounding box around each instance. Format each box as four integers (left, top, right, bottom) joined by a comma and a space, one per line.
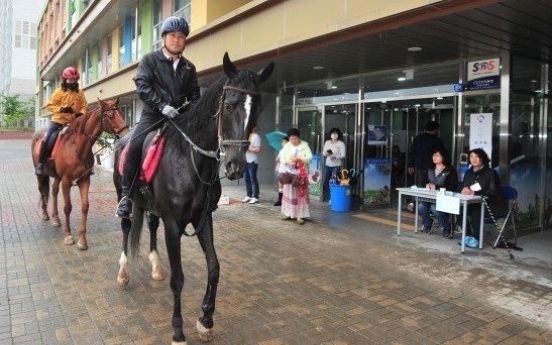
278, 140, 313, 219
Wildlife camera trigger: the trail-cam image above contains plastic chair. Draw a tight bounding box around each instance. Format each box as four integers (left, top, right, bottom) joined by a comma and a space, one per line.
483, 185, 519, 259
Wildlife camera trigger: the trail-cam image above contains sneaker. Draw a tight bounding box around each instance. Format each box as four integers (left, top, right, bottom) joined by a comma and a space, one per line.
242, 196, 251, 203
248, 197, 259, 204
406, 202, 414, 212
297, 218, 305, 225
441, 227, 452, 239
422, 224, 433, 234
281, 216, 292, 220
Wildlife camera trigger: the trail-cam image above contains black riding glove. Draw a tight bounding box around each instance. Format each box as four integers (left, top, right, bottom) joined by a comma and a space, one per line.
60, 106, 74, 113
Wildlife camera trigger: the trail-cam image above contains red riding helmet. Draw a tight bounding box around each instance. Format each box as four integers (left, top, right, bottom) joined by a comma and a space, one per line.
62, 67, 80, 80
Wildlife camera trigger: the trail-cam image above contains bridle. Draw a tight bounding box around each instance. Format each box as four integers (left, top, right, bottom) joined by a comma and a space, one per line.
216, 84, 260, 158
99, 106, 129, 137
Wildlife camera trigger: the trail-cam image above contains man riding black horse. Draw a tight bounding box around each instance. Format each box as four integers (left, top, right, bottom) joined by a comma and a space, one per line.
116, 16, 200, 218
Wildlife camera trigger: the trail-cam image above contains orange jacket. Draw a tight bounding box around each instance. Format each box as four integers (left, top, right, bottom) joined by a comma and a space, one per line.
45, 87, 88, 124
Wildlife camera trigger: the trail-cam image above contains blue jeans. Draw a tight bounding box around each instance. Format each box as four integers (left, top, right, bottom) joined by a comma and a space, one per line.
418, 202, 450, 229
244, 162, 259, 198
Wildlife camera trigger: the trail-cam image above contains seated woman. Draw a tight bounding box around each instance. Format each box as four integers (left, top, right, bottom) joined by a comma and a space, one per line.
418, 148, 458, 238
460, 148, 506, 237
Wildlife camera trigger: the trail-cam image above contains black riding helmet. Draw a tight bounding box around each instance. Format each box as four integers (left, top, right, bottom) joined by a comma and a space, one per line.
161, 16, 190, 37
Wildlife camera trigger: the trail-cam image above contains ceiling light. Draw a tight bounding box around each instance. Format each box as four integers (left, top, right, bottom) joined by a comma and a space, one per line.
397, 77, 406, 81
407, 46, 422, 52
313, 66, 324, 70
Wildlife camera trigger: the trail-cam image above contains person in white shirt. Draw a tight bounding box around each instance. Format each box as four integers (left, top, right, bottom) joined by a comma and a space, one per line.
322, 128, 346, 201
242, 124, 262, 204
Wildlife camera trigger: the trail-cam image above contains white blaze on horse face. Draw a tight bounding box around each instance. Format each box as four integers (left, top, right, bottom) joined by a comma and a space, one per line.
244, 95, 252, 131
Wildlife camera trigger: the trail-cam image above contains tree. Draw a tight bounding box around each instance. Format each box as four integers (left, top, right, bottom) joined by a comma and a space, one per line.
0, 94, 34, 128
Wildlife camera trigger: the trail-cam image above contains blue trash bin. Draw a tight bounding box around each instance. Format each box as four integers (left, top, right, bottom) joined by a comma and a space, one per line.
330, 184, 351, 212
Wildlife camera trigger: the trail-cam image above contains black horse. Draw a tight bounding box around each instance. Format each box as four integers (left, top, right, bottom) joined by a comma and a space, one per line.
113, 52, 273, 344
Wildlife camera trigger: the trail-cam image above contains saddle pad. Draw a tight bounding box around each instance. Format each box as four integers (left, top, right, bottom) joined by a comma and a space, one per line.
118, 144, 129, 176
140, 134, 167, 183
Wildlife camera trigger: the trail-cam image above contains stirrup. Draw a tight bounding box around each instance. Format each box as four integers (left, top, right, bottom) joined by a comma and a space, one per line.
116, 196, 132, 218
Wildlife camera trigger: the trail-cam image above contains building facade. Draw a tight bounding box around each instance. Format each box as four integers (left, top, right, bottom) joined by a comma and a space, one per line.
36, 0, 552, 235
0, 0, 45, 125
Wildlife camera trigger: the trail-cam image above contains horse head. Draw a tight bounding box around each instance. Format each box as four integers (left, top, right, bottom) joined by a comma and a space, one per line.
97, 98, 130, 138
218, 52, 274, 180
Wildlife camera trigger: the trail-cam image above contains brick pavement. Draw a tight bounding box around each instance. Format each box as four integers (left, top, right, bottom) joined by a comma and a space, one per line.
1, 139, 551, 345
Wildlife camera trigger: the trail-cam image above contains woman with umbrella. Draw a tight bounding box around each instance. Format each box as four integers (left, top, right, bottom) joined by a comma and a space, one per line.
278, 128, 313, 224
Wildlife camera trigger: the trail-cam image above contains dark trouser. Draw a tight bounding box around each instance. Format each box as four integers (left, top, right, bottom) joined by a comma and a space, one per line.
244, 162, 259, 198
458, 204, 482, 237
121, 115, 165, 190
39, 122, 63, 162
323, 166, 339, 201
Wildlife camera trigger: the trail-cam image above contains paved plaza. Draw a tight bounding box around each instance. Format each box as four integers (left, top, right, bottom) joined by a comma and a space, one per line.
1, 138, 551, 345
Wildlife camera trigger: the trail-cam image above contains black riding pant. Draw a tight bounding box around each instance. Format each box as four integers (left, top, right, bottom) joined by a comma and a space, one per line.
121, 115, 166, 189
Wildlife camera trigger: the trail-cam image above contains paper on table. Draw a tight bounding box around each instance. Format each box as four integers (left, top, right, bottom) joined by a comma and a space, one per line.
436, 193, 460, 214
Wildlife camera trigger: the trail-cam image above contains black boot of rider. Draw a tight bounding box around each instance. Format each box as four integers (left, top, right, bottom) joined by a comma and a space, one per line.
35, 142, 47, 175
116, 187, 133, 218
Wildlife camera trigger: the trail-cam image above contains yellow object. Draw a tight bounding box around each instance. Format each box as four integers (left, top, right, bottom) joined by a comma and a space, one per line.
339, 169, 349, 185
45, 87, 88, 124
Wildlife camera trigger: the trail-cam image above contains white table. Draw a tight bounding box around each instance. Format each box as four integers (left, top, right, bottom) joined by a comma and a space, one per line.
396, 187, 484, 253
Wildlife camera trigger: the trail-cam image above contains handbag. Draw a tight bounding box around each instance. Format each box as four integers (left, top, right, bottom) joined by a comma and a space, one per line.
278, 172, 293, 185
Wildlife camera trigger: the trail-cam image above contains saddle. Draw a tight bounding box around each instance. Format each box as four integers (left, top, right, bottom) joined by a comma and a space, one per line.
118, 129, 167, 183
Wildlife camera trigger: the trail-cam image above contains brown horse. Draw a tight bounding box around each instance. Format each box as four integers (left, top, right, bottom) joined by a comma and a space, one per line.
31, 98, 129, 250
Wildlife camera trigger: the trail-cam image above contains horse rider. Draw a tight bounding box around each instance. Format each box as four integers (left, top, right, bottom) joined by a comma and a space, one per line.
116, 16, 200, 218
35, 66, 88, 175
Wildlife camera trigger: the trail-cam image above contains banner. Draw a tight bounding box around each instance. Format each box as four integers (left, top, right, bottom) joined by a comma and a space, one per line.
469, 113, 493, 162
466, 58, 500, 90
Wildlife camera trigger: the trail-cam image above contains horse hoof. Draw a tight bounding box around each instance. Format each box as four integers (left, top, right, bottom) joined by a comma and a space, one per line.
151, 270, 165, 281
171, 341, 187, 345
52, 219, 61, 227
196, 320, 212, 342
64, 236, 74, 245
77, 241, 88, 250
117, 275, 129, 287
42, 214, 50, 221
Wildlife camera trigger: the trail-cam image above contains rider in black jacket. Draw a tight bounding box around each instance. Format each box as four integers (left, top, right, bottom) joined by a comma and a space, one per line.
116, 16, 200, 218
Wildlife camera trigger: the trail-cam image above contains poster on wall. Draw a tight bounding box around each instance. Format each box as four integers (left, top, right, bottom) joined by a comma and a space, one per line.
367, 125, 387, 145
466, 58, 500, 91
363, 158, 391, 206
469, 113, 493, 162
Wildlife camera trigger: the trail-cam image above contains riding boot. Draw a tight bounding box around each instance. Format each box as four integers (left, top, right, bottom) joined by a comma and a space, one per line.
273, 192, 283, 206
35, 141, 47, 175
116, 186, 133, 218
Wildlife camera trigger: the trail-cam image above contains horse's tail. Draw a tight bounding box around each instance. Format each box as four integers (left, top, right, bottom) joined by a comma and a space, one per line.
129, 205, 145, 259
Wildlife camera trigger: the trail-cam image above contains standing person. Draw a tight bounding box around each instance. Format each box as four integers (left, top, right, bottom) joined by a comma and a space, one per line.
417, 148, 458, 238
407, 120, 445, 187
35, 67, 88, 176
242, 124, 261, 204
278, 128, 313, 225
322, 128, 346, 202
116, 16, 200, 218
273, 136, 289, 206
460, 148, 506, 237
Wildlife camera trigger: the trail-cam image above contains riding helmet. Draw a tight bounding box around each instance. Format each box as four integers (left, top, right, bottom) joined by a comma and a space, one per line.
62, 67, 80, 80
161, 16, 190, 37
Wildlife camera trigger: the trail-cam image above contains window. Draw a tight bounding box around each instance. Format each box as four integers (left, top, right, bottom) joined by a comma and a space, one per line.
15, 21, 37, 49
174, 0, 191, 25
96, 44, 103, 79
152, 0, 163, 50
106, 35, 113, 74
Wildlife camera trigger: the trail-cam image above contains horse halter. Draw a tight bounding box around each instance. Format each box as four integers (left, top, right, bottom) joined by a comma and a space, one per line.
216, 84, 260, 157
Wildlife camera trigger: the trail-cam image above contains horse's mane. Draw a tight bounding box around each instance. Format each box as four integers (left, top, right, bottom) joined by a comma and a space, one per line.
167, 76, 228, 141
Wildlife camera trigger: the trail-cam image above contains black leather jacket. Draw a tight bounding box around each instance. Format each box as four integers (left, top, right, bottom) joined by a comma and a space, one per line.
134, 50, 201, 118
462, 165, 506, 213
